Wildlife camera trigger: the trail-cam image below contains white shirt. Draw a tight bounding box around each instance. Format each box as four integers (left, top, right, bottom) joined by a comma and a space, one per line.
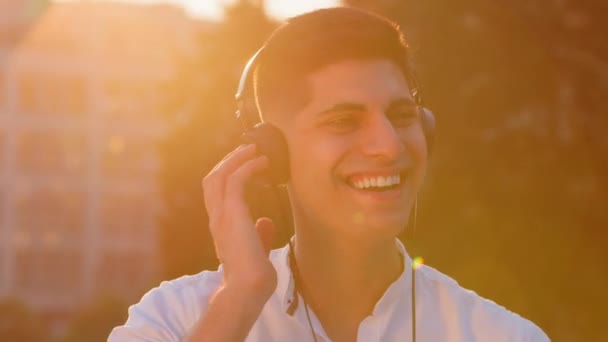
109, 240, 549, 341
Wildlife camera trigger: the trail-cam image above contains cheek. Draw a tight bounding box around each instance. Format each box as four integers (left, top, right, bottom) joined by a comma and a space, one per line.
287, 140, 338, 223
288, 133, 349, 192
403, 127, 428, 178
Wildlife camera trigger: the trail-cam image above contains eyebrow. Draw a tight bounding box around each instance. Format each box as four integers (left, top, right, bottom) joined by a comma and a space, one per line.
319, 102, 367, 115
386, 97, 417, 110
319, 97, 416, 116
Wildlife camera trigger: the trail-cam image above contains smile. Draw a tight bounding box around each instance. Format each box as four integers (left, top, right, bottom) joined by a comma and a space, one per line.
346, 171, 405, 192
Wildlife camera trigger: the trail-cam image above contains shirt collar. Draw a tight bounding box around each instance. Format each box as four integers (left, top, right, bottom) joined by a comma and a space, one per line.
273, 238, 413, 317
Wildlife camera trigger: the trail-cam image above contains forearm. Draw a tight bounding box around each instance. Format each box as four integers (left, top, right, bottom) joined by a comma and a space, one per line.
187, 285, 267, 342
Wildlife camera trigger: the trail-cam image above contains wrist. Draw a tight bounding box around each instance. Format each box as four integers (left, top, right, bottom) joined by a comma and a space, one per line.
224, 263, 277, 300
189, 276, 274, 342
212, 283, 271, 316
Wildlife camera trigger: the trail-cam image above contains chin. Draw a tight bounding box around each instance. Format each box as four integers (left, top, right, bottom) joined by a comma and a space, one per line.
370, 219, 408, 234
349, 213, 409, 239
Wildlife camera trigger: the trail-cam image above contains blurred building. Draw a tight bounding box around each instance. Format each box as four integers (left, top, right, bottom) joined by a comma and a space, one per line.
0, 0, 209, 318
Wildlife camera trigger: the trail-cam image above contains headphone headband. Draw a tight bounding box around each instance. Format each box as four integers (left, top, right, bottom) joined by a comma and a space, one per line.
235, 48, 264, 104
235, 48, 427, 123
235, 48, 435, 154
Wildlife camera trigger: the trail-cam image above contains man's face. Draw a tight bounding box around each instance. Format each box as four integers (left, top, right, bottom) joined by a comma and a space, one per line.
282, 59, 428, 241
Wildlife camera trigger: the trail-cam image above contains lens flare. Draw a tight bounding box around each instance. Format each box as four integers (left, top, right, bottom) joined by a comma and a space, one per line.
413, 256, 424, 270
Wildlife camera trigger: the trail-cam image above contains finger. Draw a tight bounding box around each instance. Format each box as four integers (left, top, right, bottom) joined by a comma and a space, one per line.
224, 155, 269, 209
210, 144, 257, 175
211, 156, 269, 250
210, 144, 250, 173
202, 175, 222, 230
255, 217, 276, 256
203, 144, 258, 220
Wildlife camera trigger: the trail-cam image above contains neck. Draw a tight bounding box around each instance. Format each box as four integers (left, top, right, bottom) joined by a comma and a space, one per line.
292, 228, 403, 337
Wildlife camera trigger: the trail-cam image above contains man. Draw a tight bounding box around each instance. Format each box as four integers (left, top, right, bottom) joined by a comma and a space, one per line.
109, 7, 549, 342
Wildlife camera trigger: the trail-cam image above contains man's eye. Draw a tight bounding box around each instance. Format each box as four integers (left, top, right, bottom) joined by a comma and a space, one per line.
326, 114, 358, 130
389, 109, 419, 126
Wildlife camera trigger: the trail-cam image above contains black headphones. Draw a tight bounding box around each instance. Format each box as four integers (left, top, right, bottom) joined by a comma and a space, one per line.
235, 47, 436, 185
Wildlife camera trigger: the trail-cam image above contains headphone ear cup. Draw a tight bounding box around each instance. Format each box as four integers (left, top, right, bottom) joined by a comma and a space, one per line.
241, 123, 290, 185
418, 107, 436, 154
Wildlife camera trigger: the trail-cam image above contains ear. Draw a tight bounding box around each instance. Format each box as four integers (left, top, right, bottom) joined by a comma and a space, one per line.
418, 107, 436, 155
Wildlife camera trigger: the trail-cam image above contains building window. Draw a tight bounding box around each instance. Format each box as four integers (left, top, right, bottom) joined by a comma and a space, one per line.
96, 251, 149, 298
14, 246, 82, 295
16, 130, 86, 176
14, 186, 86, 242
101, 79, 166, 121
101, 135, 158, 179
100, 192, 156, 244
16, 70, 86, 117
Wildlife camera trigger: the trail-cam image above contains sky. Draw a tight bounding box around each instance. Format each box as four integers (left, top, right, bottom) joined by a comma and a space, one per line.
54, 0, 341, 20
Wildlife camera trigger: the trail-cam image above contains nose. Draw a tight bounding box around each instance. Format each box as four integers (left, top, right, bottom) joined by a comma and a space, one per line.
360, 114, 403, 162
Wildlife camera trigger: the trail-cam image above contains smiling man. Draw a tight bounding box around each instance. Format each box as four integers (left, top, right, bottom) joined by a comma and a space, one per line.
109, 7, 549, 342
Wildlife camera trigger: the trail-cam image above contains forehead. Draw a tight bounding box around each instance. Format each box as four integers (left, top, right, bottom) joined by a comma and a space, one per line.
304, 59, 413, 109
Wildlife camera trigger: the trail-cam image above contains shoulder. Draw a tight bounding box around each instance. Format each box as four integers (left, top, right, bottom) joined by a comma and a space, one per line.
108, 268, 223, 342
417, 265, 549, 341
108, 247, 289, 342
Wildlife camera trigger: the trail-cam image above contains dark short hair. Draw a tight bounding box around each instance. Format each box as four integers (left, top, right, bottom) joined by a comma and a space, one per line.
254, 7, 413, 121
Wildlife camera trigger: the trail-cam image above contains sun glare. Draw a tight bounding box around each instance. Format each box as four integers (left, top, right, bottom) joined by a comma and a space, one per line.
264, 0, 341, 19
52, 0, 341, 20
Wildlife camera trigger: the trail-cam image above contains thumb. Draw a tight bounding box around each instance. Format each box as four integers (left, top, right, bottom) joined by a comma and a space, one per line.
255, 217, 276, 256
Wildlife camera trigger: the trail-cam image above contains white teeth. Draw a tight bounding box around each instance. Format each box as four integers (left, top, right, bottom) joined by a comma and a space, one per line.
378, 177, 386, 187
392, 175, 399, 185
350, 174, 401, 189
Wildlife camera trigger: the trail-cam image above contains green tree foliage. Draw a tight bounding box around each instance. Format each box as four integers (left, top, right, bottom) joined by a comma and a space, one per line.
0, 298, 48, 342
158, 1, 278, 281
62, 294, 128, 342
345, 1, 607, 340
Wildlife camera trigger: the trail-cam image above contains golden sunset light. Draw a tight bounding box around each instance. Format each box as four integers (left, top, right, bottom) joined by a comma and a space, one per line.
53, 0, 341, 20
